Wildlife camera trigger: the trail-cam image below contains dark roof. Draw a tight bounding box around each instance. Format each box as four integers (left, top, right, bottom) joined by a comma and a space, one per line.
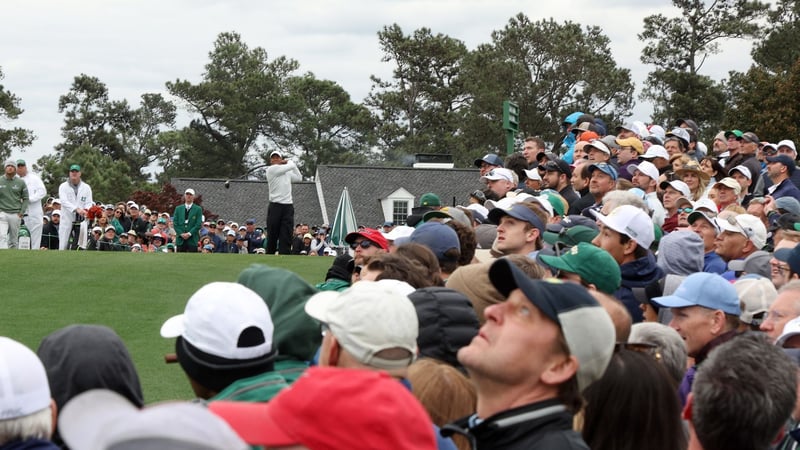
315, 165, 481, 228
172, 165, 482, 229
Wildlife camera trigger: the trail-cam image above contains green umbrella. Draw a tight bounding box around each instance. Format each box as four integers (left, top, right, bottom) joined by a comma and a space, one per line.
329, 187, 357, 248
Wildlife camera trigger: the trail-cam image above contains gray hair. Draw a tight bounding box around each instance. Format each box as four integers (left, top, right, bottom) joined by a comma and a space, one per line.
629, 322, 688, 386
602, 190, 649, 215
779, 279, 800, 295
693, 332, 796, 450
0, 407, 52, 444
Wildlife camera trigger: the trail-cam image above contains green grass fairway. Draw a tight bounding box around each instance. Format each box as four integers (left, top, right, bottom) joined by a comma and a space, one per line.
1, 251, 332, 403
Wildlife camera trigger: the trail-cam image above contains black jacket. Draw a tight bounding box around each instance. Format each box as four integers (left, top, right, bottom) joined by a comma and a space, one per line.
409, 287, 479, 371
443, 399, 589, 450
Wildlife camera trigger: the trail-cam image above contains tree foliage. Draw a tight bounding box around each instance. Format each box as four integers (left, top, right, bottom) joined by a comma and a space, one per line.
281, 73, 375, 177
639, 0, 768, 130
366, 24, 470, 165
39, 144, 134, 202
0, 67, 35, 161
751, 0, 800, 72
55, 74, 176, 183
167, 32, 298, 179
461, 15, 634, 160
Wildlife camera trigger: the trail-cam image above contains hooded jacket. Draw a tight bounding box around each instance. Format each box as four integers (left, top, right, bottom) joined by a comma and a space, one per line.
37, 325, 144, 449
616, 252, 665, 323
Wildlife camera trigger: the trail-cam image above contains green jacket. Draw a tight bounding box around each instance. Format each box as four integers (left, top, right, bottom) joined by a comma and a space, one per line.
173, 203, 203, 247
0, 175, 28, 214
315, 278, 350, 292
237, 264, 322, 363
211, 371, 289, 402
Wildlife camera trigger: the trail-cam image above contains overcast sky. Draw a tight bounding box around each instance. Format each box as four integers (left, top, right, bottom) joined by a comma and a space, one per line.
2, 0, 755, 166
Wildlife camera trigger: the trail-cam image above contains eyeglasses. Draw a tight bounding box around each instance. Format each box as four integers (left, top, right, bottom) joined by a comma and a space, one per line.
350, 240, 374, 250
749, 311, 767, 328
678, 207, 693, 214
765, 148, 778, 156
615, 342, 662, 361
724, 215, 753, 239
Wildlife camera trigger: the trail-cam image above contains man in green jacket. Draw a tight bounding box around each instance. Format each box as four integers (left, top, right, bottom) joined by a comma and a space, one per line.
173, 188, 203, 252
0, 159, 29, 249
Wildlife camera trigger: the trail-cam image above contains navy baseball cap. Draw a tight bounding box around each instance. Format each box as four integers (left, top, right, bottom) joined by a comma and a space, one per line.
474, 154, 503, 168
488, 258, 614, 391
488, 203, 546, 233
775, 246, 800, 276
767, 154, 796, 174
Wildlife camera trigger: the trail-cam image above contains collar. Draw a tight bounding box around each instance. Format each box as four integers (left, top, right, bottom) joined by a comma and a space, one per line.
695, 330, 739, 364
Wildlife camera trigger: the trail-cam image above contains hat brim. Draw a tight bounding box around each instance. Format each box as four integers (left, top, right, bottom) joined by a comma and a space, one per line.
651, 294, 697, 310
488, 259, 559, 324
160, 314, 186, 338
304, 291, 342, 324
538, 254, 576, 274
59, 390, 139, 450
209, 401, 296, 446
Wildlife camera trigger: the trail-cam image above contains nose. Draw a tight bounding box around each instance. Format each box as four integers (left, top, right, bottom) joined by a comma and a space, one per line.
483, 302, 504, 324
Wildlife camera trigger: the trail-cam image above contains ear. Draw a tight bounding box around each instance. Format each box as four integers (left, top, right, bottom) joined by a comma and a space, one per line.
710, 309, 726, 334
540, 354, 579, 387
682, 393, 693, 421
324, 336, 340, 368
525, 228, 540, 244
50, 399, 58, 436
622, 238, 638, 256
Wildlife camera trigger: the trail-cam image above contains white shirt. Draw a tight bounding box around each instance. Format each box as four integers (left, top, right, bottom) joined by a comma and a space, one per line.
265, 161, 302, 204
20, 171, 46, 214
58, 180, 93, 216
645, 191, 666, 227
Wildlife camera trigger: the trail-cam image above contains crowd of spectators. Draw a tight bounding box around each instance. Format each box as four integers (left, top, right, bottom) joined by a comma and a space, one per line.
5, 114, 800, 450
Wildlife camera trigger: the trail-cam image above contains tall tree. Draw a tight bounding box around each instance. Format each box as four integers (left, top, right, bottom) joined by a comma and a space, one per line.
56, 74, 176, 182
0, 67, 35, 161
281, 73, 375, 177
167, 32, 298, 179
639, 0, 769, 131
366, 24, 470, 165
38, 145, 134, 202
461, 14, 634, 162
751, 0, 800, 72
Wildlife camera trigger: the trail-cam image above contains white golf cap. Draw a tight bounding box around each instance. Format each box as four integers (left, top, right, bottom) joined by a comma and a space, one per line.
0, 337, 51, 420
593, 204, 655, 249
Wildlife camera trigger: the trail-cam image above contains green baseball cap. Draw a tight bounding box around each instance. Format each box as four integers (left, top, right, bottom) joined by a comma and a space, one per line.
539, 242, 621, 295
69, 164, 81, 171
16, 159, 25, 166
542, 225, 599, 247
539, 190, 567, 218
419, 192, 441, 207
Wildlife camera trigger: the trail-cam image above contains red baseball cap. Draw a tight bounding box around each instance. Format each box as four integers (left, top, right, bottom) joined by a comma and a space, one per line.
344, 228, 388, 250
209, 367, 436, 449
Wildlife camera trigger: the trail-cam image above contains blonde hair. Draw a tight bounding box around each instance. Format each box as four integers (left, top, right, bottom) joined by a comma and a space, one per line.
407, 359, 476, 450
0, 407, 52, 444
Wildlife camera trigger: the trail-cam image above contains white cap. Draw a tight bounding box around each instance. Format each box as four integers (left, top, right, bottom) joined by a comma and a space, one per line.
627, 160, 659, 181
778, 139, 797, 153
92, 226, 103, 233
777, 316, 800, 347
734, 277, 777, 325
51, 209, 61, 216
480, 167, 514, 183
666, 127, 691, 144
647, 124, 666, 141
384, 225, 415, 242
660, 179, 691, 197
641, 145, 669, 160
586, 139, 611, 155
713, 177, 742, 195
729, 165, 752, 180
694, 197, 718, 213
715, 213, 767, 250
226, 229, 236, 236
464, 203, 490, 219
523, 167, 542, 181
304, 280, 419, 370
593, 204, 655, 248
60, 389, 248, 450
160, 282, 274, 360
129, 203, 139, 210
0, 337, 51, 420
185, 188, 195, 196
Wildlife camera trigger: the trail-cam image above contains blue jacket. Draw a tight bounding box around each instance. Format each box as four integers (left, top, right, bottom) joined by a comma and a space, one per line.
771, 178, 800, 203
703, 251, 727, 274
615, 252, 664, 323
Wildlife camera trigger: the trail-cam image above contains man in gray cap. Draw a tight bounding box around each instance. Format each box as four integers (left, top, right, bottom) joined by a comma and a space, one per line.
0, 159, 29, 249
444, 258, 614, 450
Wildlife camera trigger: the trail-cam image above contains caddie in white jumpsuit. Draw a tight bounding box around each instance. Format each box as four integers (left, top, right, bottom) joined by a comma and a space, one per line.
58, 164, 93, 250
16, 160, 47, 249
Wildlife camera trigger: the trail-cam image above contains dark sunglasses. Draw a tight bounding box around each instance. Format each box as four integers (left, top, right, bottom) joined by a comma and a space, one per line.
678, 207, 693, 214
350, 241, 374, 250
615, 342, 662, 361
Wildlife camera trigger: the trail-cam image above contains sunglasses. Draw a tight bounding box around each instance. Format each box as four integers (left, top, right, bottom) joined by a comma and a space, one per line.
615, 342, 662, 361
723, 215, 754, 239
350, 241, 374, 250
678, 207, 693, 214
